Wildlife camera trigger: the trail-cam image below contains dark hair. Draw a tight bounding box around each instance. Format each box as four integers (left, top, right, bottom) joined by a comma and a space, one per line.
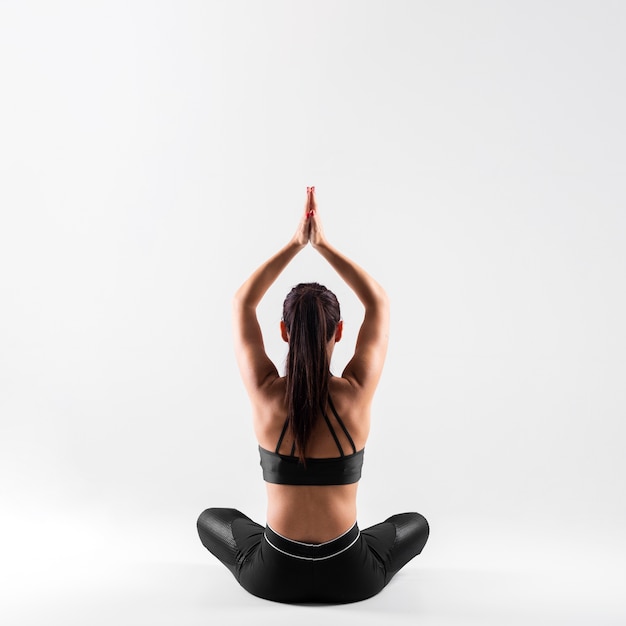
282, 282, 341, 463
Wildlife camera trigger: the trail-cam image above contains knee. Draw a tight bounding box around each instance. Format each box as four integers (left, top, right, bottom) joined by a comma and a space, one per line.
197, 508, 217, 533
197, 507, 241, 535
413, 512, 430, 548
197, 508, 217, 545
196, 508, 246, 575
386, 512, 430, 552
197, 507, 216, 525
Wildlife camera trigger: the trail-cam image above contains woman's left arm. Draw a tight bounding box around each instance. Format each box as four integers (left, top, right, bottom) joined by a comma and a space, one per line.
232, 192, 312, 395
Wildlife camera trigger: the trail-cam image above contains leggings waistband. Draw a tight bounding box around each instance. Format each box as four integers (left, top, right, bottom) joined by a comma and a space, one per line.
264, 522, 360, 561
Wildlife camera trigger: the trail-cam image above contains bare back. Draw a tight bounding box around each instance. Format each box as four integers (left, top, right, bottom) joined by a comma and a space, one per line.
253, 375, 371, 543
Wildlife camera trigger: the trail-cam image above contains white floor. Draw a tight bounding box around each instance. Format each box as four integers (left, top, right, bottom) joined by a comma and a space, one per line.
4, 561, 625, 626
2, 513, 625, 626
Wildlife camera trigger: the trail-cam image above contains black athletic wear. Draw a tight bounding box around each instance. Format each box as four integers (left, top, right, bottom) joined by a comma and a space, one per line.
197, 395, 429, 603
258, 446, 364, 485
197, 508, 430, 604
259, 395, 364, 485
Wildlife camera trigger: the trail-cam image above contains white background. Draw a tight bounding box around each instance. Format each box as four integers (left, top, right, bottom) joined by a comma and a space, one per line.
1, 1, 625, 624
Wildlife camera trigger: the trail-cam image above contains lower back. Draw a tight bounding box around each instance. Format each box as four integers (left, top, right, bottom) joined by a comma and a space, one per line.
265, 482, 359, 543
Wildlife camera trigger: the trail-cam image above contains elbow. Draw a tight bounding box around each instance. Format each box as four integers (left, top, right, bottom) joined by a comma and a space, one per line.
232, 291, 245, 310
232, 289, 255, 311
377, 285, 389, 304
232, 286, 245, 310
366, 285, 389, 310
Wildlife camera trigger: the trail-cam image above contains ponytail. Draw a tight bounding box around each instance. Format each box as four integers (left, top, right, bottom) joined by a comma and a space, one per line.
282, 283, 340, 463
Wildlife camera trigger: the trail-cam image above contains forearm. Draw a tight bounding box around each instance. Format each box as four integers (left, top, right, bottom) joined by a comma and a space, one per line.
234, 239, 305, 308
314, 241, 387, 307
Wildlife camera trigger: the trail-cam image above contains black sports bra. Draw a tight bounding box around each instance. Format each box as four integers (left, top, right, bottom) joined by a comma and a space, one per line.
259, 394, 364, 486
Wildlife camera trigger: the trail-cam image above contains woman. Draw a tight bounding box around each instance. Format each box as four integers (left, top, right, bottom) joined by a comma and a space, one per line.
197, 187, 429, 603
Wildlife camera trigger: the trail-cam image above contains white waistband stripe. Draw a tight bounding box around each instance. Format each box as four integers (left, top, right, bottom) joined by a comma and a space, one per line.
263, 532, 361, 561
265, 522, 357, 547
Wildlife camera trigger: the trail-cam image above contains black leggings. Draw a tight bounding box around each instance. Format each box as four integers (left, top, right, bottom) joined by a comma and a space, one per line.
196, 508, 429, 604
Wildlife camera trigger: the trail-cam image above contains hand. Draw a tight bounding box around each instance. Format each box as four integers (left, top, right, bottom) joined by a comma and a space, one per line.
307, 186, 327, 249
291, 189, 313, 247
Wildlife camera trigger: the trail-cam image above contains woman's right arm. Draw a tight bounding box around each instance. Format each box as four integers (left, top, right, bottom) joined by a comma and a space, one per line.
308, 189, 390, 398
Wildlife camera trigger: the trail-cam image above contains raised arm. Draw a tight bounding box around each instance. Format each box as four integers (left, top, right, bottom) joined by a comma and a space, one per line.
232, 199, 310, 397
308, 189, 390, 398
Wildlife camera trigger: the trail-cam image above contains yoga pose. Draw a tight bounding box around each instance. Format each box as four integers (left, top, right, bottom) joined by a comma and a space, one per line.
197, 187, 429, 603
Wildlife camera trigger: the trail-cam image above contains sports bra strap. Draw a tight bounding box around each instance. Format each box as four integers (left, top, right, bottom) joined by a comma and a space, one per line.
274, 394, 356, 457
327, 394, 357, 454
275, 419, 290, 454
321, 406, 345, 457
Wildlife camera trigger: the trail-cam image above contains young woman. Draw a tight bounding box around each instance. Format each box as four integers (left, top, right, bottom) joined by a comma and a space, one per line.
197, 187, 429, 603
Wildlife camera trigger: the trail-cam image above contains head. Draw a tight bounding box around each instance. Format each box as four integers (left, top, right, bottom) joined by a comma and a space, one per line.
280, 283, 343, 462
280, 283, 343, 350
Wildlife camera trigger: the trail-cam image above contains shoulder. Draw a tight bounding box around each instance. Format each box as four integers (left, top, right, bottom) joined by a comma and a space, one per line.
250, 376, 287, 431
329, 375, 369, 406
